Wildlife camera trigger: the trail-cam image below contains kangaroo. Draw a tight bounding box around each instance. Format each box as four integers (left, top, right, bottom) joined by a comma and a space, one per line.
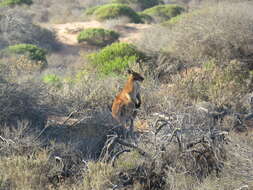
112, 69, 144, 138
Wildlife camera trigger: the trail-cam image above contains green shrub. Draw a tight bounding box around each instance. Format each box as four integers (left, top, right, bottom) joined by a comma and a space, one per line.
162, 8, 209, 26
87, 42, 146, 75
92, 4, 142, 23
138, 12, 153, 23
42, 74, 62, 88
0, 0, 32, 7
1, 44, 47, 74
111, 0, 163, 10
7, 44, 47, 63
142, 4, 184, 22
162, 13, 185, 26
77, 28, 119, 46
84, 5, 101, 15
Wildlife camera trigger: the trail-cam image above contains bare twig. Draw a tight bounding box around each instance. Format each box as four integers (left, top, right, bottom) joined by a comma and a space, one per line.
61, 110, 78, 125
0, 135, 7, 143
99, 135, 118, 162
0, 135, 15, 144
33, 121, 51, 142
170, 128, 182, 151
69, 116, 90, 128
111, 149, 131, 167
116, 138, 151, 159
186, 137, 208, 149
155, 119, 170, 135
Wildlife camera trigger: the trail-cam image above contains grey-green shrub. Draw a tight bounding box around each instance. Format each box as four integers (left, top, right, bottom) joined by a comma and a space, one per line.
1, 44, 48, 73
163, 2, 253, 64
7, 44, 47, 63
0, 0, 32, 7
85, 5, 101, 15
142, 4, 184, 22
111, 0, 163, 10
171, 59, 251, 108
77, 28, 119, 46
91, 4, 142, 23
87, 42, 146, 75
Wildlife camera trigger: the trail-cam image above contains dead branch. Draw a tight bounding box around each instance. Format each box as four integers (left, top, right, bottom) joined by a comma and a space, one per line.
170, 128, 183, 151
99, 135, 118, 162
61, 110, 78, 125
116, 138, 151, 159
69, 116, 90, 127
111, 149, 131, 167
154, 119, 171, 135
33, 121, 51, 142
0, 135, 7, 143
0, 135, 15, 144
186, 137, 209, 149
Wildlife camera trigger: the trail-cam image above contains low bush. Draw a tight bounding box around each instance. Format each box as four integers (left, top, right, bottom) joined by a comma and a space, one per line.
91, 4, 142, 23
138, 12, 153, 23
161, 12, 188, 26
7, 44, 47, 63
142, 4, 184, 22
0, 44, 47, 75
0, 81, 45, 126
163, 2, 253, 65
87, 42, 146, 75
84, 5, 101, 15
0, 10, 58, 50
0, 0, 32, 7
77, 28, 119, 46
42, 74, 62, 88
111, 0, 163, 10
171, 60, 251, 109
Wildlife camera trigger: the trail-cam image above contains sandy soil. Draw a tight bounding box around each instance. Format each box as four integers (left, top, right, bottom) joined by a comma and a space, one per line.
40, 21, 151, 46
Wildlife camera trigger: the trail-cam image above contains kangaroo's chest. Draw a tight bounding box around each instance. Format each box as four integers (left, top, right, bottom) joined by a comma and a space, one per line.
130, 81, 140, 99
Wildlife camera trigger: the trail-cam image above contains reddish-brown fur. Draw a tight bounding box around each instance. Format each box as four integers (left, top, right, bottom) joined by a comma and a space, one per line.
112, 70, 144, 132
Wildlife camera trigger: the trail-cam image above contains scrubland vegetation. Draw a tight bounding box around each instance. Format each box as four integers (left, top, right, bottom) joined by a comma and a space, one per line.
77, 28, 119, 46
0, 0, 253, 189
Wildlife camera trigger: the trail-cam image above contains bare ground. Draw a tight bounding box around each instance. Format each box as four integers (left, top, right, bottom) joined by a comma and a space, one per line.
40, 21, 151, 46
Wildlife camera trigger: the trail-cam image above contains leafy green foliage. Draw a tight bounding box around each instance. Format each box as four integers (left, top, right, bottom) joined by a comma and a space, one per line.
111, 0, 163, 10
162, 13, 185, 26
84, 5, 101, 15
162, 8, 209, 26
77, 28, 119, 46
42, 74, 62, 88
91, 4, 142, 23
7, 44, 47, 63
138, 12, 153, 23
87, 42, 145, 75
142, 4, 184, 22
0, 0, 32, 7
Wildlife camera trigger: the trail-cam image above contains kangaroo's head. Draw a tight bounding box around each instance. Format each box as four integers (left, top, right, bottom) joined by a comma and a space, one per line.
127, 69, 144, 82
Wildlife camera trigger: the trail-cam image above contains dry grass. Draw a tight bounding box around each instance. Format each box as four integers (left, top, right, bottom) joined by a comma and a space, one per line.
0, 8, 58, 50
0, 0, 253, 189
163, 2, 253, 65
27, 0, 111, 23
